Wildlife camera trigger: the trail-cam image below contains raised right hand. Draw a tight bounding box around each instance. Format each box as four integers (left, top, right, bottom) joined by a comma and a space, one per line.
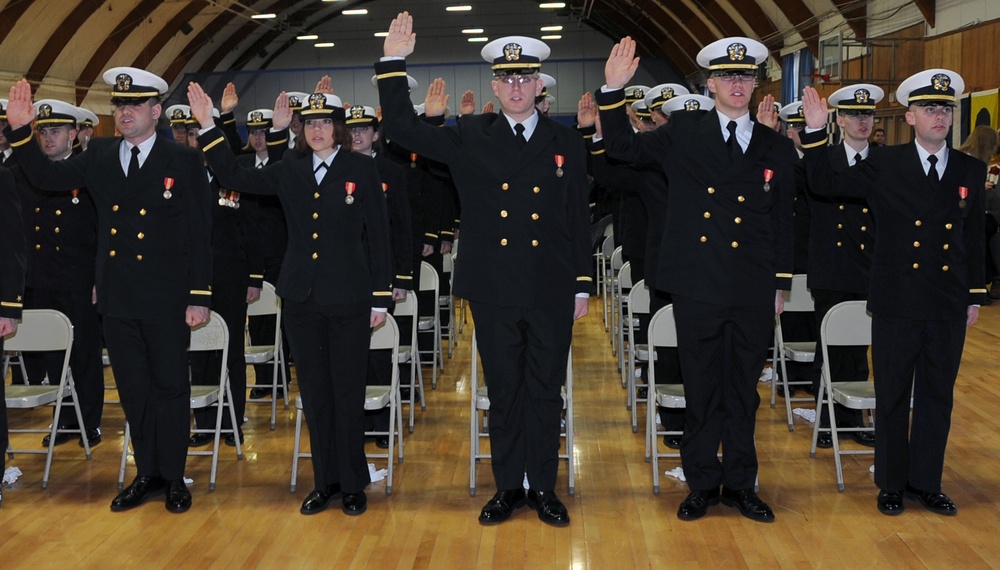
384, 12, 416, 58
605, 37, 640, 90
801, 87, 829, 130
6, 79, 35, 130
186, 82, 216, 129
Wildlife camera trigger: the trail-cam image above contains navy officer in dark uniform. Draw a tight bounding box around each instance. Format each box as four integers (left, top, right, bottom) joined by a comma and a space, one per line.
0, 165, 25, 509
800, 70, 986, 517
4, 67, 213, 514
599, 36, 797, 523
378, 12, 593, 527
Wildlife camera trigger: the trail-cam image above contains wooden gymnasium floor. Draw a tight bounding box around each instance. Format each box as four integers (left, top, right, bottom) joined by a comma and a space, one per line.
3, 296, 1000, 569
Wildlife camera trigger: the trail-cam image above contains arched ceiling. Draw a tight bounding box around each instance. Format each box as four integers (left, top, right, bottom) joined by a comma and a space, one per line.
0, 0, 933, 112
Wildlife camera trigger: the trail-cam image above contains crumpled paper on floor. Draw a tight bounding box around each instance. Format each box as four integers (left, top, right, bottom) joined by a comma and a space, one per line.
663, 467, 686, 482
759, 367, 774, 383
3, 466, 22, 486
792, 408, 817, 423
369, 463, 387, 483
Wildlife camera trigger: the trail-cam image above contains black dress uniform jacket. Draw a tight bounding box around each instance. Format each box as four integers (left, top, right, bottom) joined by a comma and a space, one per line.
0, 168, 24, 321
374, 152, 414, 287
3, 125, 214, 318
595, 90, 797, 305
375, 60, 594, 306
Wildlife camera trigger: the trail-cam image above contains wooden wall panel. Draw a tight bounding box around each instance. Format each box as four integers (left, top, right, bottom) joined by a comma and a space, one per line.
958, 24, 1000, 92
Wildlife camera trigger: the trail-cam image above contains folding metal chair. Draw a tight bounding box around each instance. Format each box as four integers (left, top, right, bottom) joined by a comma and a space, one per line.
418, 261, 443, 389
245, 281, 289, 430
626, 279, 651, 432
771, 274, 818, 431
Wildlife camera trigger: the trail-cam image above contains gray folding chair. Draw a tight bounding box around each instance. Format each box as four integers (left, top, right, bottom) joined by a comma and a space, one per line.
772, 274, 818, 431
245, 281, 289, 430
418, 261, 443, 389
626, 279, 651, 433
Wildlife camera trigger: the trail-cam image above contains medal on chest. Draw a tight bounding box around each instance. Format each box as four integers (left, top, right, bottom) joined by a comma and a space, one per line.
959, 186, 968, 209
410, 153, 418, 169
71, 189, 80, 205
345, 181, 356, 205
763, 169, 774, 192
555, 154, 565, 178
163, 177, 174, 200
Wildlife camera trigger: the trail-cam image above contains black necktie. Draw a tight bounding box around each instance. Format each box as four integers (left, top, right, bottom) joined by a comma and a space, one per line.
127, 146, 141, 178
726, 120, 741, 162
927, 154, 939, 184
854, 153, 863, 166
256, 161, 265, 169
514, 123, 527, 149
315, 162, 328, 184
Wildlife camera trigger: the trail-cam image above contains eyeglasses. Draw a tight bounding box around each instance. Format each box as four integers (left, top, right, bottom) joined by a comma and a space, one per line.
348, 126, 374, 134
713, 72, 756, 84
497, 75, 536, 85
915, 105, 954, 117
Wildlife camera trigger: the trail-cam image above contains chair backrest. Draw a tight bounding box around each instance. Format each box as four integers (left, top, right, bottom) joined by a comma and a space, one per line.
4, 309, 73, 352
246, 281, 280, 318
628, 279, 650, 315
648, 305, 678, 349
782, 274, 814, 313
442, 252, 453, 275
618, 261, 633, 290
603, 223, 615, 239
371, 314, 400, 354
419, 261, 439, 294
610, 246, 623, 272
601, 235, 615, 257
190, 311, 229, 353
394, 290, 418, 318
821, 301, 871, 347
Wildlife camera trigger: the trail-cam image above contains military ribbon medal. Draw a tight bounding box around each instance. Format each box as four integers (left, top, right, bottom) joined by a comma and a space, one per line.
763, 169, 774, 192
555, 154, 565, 178
71, 189, 80, 205
163, 177, 175, 200
959, 186, 968, 209
345, 181, 356, 205
410, 153, 418, 169
382, 182, 388, 193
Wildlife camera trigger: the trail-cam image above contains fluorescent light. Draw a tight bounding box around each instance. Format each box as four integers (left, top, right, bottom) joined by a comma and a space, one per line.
315, 42, 335, 48
462, 28, 484, 34
541, 25, 563, 32
343, 9, 368, 15
541, 35, 562, 40
251, 13, 276, 19
297, 34, 319, 40
374, 32, 389, 37
446, 5, 472, 11
539, 3, 566, 8
468, 37, 489, 43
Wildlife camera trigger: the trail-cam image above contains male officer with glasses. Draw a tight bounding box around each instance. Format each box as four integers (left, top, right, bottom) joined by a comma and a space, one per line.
3, 66, 213, 514
377, 12, 593, 527
599, 36, 797, 523
800, 70, 986, 517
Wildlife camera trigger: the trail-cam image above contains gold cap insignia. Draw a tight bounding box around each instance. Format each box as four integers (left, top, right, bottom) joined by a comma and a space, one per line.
796, 107, 805, 118
630, 87, 645, 99
288, 95, 301, 108
684, 99, 701, 111
662, 87, 674, 100
727, 43, 747, 61
116, 73, 133, 91
308, 93, 326, 110
503, 43, 522, 61
250, 111, 264, 122
171, 109, 185, 120
932, 73, 951, 91
854, 88, 870, 104
39, 104, 52, 119
350, 105, 365, 120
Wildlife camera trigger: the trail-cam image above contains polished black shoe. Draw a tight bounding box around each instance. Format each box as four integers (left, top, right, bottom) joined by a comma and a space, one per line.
905, 484, 957, 516
816, 433, 833, 449
250, 386, 284, 399
663, 436, 682, 449
526, 489, 570, 526
80, 427, 102, 448
677, 488, 721, 521
342, 491, 368, 516
300, 484, 343, 515
166, 479, 192, 513
188, 432, 215, 447
851, 431, 876, 447
375, 436, 390, 449
478, 488, 526, 525
877, 490, 905, 515
224, 430, 244, 447
720, 487, 775, 522
41, 429, 74, 447
110, 476, 166, 512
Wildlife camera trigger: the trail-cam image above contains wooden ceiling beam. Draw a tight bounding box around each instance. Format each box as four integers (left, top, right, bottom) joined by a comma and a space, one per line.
25, 0, 103, 85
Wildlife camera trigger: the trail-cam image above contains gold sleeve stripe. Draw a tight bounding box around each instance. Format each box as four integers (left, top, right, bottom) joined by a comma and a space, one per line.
425, 233, 438, 238
201, 136, 226, 152
223, 118, 235, 124
373, 291, 393, 297
775, 273, 793, 278
591, 149, 606, 155
800, 137, 827, 149
1, 301, 23, 308
190, 290, 212, 296
971, 288, 988, 293
266, 138, 288, 146
9, 133, 34, 147
249, 274, 264, 279
598, 99, 626, 111
577, 276, 594, 282
376, 71, 409, 81
396, 275, 413, 280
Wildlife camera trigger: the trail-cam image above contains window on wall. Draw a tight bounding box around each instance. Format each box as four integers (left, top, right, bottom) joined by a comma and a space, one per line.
781, 47, 815, 105
819, 33, 842, 81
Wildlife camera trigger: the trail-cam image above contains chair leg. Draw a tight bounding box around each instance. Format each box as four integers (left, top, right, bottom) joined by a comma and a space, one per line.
118, 422, 131, 490
290, 407, 303, 493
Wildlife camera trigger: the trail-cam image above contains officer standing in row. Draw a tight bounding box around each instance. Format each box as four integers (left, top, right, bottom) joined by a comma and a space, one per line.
378, 12, 593, 527
0, 165, 25, 509
4, 67, 213, 514
800, 70, 986, 517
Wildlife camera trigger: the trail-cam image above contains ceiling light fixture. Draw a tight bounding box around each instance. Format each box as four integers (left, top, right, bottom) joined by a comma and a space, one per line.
462, 28, 484, 34
541, 35, 562, 40
539, 3, 566, 8
468, 37, 489, 42
251, 13, 276, 19
446, 6, 473, 12
315, 42, 335, 48
297, 34, 319, 40
343, 9, 368, 15
374, 32, 389, 37
541, 25, 563, 32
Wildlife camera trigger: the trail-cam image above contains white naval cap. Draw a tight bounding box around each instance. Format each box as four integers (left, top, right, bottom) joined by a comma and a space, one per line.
0, 98, 7, 120
895, 69, 964, 107
481, 36, 550, 75
538, 73, 557, 97
186, 107, 220, 129
644, 83, 691, 111
246, 108, 274, 130
300, 93, 346, 121
829, 83, 884, 112
103, 66, 168, 100
779, 102, 805, 124
696, 37, 768, 71
77, 107, 99, 128
166, 104, 191, 126
286, 92, 310, 112
346, 105, 378, 128
662, 94, 715, 114
34, 99, 83, 127
630, 100, 651, 119
624, 85, 651, 104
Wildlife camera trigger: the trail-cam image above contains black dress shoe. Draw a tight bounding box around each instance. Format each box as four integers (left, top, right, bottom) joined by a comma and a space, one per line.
816, 433, 833, 449
905, 484, 957, 515
110, 476, 166, 512
677, 488, 721, 521
851, 431, 876, 447
166, 479, 192, 513
720, 487, 775, 522
300, 484, 343, 515
663, 436, 682, 449
375, 436, 390, 449
224, 430, 244, 447
478, 488, 526, 525
526, 489, 570, 526
188, 432, 214, 447
342, 491, 368, 516
877, 490, 905, 515
41, 430, 75, 447
80, 427, 102, 448
250, 386, 284, 399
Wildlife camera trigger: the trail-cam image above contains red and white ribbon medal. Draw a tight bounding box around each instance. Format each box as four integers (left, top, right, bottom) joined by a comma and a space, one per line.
763, 168, 774, 192
410, 152, 418, 169
959, 186, 968, 209
163, 177, 175, 199
555, 154, 565, 177
345, 181, 356, 205
71, 189, 80, 204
